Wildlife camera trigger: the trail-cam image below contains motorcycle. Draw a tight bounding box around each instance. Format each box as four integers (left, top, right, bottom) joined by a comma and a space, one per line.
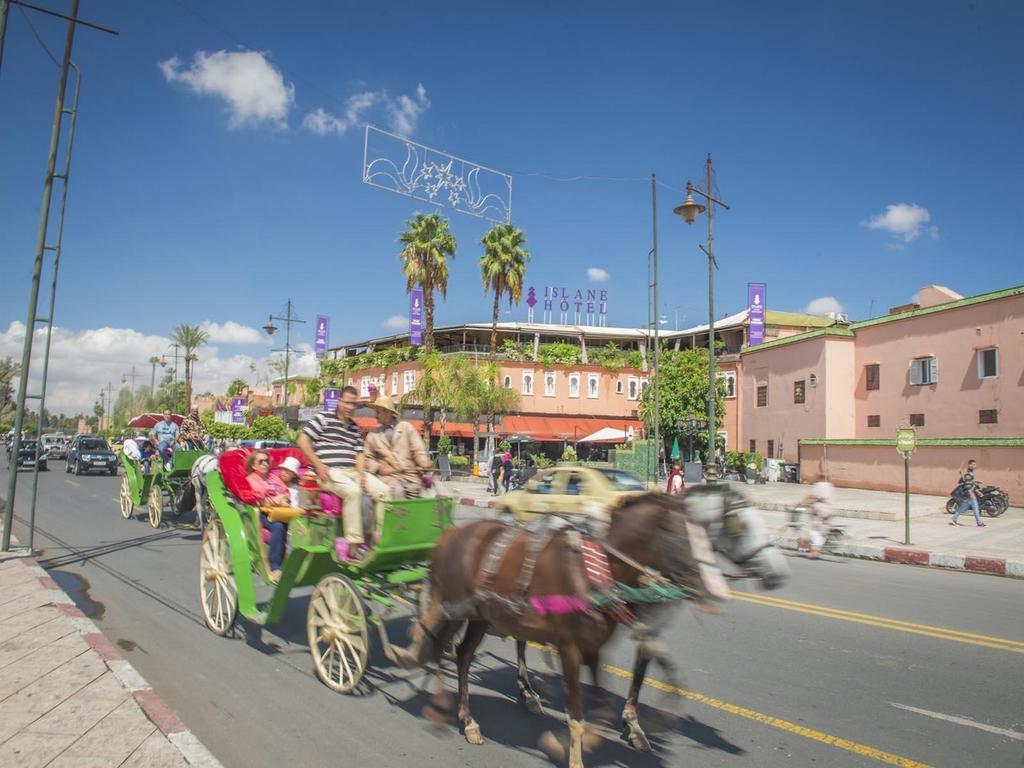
946, 482, 1008, 517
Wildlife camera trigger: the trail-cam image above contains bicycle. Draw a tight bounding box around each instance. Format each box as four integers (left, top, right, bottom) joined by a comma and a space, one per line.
772, 505, 846, 557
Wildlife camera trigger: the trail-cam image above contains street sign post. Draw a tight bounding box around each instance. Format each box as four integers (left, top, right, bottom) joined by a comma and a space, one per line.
896, 427, 916, 544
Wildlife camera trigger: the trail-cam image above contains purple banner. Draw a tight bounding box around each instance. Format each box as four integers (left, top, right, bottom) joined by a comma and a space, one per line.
748, 283, 766, 346
315, 315, 329, 359
409, 289, 424, 346
322, 388, 341, 413
231, 397, 246, 424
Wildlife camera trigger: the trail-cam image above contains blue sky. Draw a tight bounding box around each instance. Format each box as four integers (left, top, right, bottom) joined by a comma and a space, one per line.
2, 0, 1022, 412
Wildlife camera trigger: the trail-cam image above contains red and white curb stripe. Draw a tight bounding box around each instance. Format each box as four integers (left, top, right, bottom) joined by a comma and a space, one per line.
459, 496, 497, 509
775, 540, 1023, 578
27, 558, 224, 767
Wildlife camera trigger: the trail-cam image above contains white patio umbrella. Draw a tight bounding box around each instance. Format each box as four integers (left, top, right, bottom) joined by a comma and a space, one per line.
578, 426, 627, 443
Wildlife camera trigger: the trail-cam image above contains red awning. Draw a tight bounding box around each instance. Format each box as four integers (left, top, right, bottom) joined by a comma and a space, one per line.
127, 413, 184, 429
353, 417, 477, 438
501, 416, 644, 442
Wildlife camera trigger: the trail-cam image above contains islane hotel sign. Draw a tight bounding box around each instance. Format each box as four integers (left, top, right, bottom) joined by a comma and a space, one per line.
526, 286, 609, 326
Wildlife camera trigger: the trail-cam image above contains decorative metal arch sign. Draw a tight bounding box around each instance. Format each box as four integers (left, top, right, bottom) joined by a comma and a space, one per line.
363, 125, 512, 224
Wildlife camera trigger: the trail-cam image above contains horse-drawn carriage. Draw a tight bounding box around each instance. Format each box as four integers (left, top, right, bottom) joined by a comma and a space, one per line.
119, 445, 207, 528
198, 447, 454, 693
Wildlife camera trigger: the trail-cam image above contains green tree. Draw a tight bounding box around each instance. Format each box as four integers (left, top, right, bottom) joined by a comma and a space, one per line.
639, 349, 726, 462
303, 378, 323, 407
398, 212, 456, 354
226, 378, 247, 397
169, 324, 210, 412
0, 357, 20, 426
453, 362, 520, 462
479, 223, 530, 363
400, 352, 469, 440
250, 415, 287, 441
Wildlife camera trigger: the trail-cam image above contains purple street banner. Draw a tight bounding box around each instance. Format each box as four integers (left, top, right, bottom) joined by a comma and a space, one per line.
315, 315, 329, 359
322, 388, 341, 413
748, 283, 766, 346
231, 397, 246, 424
409, 289, 424, 346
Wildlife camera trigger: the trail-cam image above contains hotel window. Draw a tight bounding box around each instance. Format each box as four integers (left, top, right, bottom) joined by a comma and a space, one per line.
403, 370, 415, 393
615, 380, 624, 395
910, 413, 925, 427
522, 373, 534, 395
793, 380, 806, 404
749, 439, 756, 453
544, 372, 556, 396
977, 348, 998, 379
909, 356, 937, 385
640, 378, 649, 396
503, 375, 512, 389
568, 373, 580, 398
717, 371, 736, 398
866, 364, 880, 391
756, 385, 768, 407
391, 371, 398, 396
767, 440, 775, 459
346, 378, 353, 387
627, 376, 639, 401
979, 409, 998, 424
360, 375, 370, 397
867, 415, 881, 428
587, 374, 599, 398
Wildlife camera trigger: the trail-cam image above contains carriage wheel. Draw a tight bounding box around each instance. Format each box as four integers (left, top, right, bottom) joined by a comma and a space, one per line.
307, 574, 368, 694
199, 517, 238, 635
148, 485, 163, 528
119, 476, 134, 520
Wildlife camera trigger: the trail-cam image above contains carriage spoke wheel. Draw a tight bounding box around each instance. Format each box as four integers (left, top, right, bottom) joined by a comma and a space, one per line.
148, 486, 163, 528
308, 574, 368, 694
199, 518, 238, 635
119, 477, 134, 520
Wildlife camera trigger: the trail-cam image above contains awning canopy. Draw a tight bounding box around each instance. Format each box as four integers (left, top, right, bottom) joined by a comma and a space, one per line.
501, 416, 643, 442
578, 426, 627, 443
127, 413, 184, 429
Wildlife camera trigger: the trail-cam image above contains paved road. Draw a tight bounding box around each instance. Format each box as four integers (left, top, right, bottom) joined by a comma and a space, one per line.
3, 462, 1023, 768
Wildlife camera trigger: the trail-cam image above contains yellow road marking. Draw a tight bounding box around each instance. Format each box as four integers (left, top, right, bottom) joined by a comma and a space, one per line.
525, 641, 932, 767
732, 591, 1024, 654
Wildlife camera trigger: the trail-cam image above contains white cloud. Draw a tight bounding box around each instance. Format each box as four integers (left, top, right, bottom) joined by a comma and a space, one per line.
383, 315, 408, 329
159, 50, 295, 128
304, 83, 429, 139
199, 320, 266, 346
586, 267, 609, 282
861, 203, 939, 243
803, 296, 845, 315
0, 321, 296, 415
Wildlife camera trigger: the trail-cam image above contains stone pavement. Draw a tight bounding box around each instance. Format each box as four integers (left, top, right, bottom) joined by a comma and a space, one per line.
0, 531, 222, 768
446, 476, 1024, 578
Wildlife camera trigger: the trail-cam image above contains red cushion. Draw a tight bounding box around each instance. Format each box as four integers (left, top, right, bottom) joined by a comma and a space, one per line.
218, 447, 307, 505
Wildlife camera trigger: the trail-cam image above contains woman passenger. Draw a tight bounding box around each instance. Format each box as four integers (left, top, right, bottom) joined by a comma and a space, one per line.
245, 450, 292, 582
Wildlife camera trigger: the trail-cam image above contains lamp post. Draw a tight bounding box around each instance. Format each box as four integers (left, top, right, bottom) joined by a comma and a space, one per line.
264, 299, 305, 419
674, 153, 730, 480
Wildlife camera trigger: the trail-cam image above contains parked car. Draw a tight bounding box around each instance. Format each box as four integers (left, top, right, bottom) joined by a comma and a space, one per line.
42, 433, 68, 459
65, 435, 118, 476
12, 439, 48, 471
500, 466, 648, 524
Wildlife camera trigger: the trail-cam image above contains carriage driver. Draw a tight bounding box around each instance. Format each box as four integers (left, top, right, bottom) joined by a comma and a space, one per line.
297, 385, 391, 561
151, 409, 179, 469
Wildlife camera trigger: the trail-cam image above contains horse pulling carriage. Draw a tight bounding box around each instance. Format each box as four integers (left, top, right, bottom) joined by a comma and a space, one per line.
119, 446, 207, 528
198, 447, 454, 693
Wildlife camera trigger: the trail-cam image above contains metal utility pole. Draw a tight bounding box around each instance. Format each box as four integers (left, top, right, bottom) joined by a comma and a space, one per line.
649, 174, 661, 484
264, 300, 305, 420
0, 0, 10, 75
122, 364, 137, 417
148, 356, 163, 392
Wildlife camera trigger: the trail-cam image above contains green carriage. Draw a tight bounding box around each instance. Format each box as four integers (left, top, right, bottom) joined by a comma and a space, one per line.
119, 447, 206, 528
199, 448, 454, 693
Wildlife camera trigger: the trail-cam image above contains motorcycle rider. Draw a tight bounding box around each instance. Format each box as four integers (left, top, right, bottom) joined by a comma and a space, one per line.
796, 481, 834, 558
951, 459, 985, 527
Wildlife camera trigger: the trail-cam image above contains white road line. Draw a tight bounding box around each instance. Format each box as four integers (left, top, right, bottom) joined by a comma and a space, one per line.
65, 479, 80, 487
889, 702, 1024, 742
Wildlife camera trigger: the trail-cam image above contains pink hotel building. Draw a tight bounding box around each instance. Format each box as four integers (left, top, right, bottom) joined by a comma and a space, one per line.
326, 282, 1021, 498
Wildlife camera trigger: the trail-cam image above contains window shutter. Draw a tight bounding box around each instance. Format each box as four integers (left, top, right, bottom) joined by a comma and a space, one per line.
929, 357, 938, 383
908, 360, 920, 385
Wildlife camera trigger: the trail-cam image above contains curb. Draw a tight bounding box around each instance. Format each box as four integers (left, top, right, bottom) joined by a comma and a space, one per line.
775, 536, 1023, 579
459, 495, 497, 509
22, 557, 223, 767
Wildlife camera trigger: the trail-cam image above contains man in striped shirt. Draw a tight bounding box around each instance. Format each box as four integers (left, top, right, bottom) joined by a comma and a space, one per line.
298, 386, 391, 550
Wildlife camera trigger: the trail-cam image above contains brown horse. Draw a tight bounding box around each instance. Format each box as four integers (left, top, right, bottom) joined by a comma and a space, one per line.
390, 492, 727, 768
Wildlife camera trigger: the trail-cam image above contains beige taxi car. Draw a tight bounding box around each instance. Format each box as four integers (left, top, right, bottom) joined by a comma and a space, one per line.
500, 466, 649, 525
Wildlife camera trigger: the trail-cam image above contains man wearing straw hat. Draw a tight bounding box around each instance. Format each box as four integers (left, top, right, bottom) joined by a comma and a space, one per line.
364, 395, 432, 498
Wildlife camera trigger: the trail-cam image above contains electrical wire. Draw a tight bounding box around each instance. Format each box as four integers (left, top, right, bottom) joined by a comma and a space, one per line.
17, 2, 60, 68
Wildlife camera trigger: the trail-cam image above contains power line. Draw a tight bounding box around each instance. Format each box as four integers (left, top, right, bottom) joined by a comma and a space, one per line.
16, 2, 59, 67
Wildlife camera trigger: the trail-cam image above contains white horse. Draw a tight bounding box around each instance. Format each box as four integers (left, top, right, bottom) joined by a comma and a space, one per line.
179, 454, 219, 529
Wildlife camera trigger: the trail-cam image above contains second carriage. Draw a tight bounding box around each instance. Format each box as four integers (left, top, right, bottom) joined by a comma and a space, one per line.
119, 445, 207, 528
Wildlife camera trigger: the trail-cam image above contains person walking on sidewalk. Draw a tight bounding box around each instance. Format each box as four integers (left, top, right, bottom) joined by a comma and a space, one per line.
951, 458, 986, 527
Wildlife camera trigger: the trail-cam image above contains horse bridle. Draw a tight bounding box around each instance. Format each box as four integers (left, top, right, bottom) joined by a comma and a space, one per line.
717, 507, 775, 565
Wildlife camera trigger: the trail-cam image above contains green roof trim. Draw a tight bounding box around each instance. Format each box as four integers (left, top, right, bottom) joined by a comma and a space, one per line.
799, 437, 1024, 447
850, 284, 1024, 330
765, 310, 835, 328
741, 326, 854, 354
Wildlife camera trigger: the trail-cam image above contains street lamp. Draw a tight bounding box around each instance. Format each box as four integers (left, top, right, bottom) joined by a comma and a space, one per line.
264, 300, 305, 419
674, 153, 730, 480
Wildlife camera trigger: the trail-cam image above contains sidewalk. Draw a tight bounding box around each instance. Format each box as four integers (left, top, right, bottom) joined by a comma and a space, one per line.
447, 478, 1024, 578
0, 529, 222, 768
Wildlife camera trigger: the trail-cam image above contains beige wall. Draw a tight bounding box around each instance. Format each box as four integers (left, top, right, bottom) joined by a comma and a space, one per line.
799, 443, 1024, 500
852, 294, 1024, 438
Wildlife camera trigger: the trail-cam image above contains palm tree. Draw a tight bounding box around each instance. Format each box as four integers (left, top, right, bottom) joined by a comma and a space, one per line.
454, 362, 520, 462
169, 324, 209, 412
398, 213, 457, 354
401, 353, 469, 441
479, 223, 530, 363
